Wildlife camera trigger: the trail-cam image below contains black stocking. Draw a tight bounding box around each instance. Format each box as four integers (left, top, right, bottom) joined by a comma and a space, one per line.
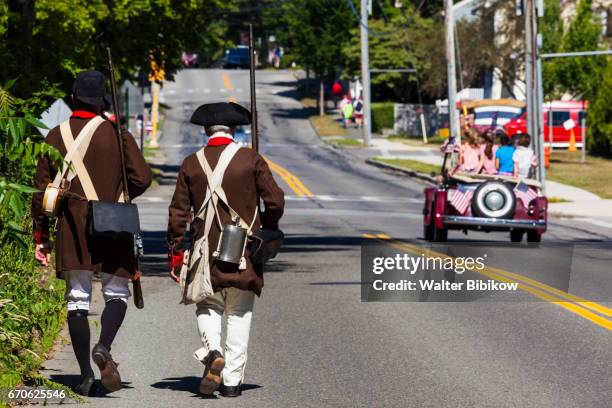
67, 309, 94, 378
99, 299, 127, 351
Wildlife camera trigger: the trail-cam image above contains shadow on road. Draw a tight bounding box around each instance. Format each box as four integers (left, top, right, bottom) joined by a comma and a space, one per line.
48, 374, 133, 398
149, 163, 181, 185
150, 377, 261, 397
138, 231, 364, 276
281, 235, 364, 250
269, 106, 312, 120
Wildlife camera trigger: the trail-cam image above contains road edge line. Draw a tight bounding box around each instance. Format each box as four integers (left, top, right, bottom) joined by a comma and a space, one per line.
365, 158, 437, 184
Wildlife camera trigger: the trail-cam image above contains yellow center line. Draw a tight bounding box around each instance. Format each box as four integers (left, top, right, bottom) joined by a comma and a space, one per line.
268, 162, 305, 196
486, 265, 612, 318
222, 73, 234, 91
265, 158, 314, 197
220, 74, 313, 197
361, 234, 612, 331
395, 240, 612, 318
264, 160, 298, 192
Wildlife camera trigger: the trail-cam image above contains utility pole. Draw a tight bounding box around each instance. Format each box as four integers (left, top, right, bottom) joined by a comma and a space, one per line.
524, 0, 533, 138
535, 32, 547, 191
360, 0, 372, 147
150, 81, 160, 148
525, 0, 546, 191
444, 0, 459, 143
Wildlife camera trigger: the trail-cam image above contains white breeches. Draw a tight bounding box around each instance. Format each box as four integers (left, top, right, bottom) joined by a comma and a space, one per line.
195, 287, 255, 387
64, 270, 131, 311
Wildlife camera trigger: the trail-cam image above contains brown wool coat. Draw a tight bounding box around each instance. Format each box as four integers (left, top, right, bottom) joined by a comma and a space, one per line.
167, 144, 285, 296
32, 116, 153, 278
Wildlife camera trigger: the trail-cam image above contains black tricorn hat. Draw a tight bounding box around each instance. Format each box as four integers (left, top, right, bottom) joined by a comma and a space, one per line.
72, 70, 111, 107
190, 102, 251, 126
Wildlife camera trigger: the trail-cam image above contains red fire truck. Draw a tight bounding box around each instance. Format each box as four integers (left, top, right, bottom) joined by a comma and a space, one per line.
504, 100, 588, 148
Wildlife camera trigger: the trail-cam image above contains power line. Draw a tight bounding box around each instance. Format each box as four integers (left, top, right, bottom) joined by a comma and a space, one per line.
346, 0, 389, 38
346, 0, 430, 39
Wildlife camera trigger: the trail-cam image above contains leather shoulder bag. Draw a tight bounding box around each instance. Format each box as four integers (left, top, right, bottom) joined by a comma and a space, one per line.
250, 228, 284, 264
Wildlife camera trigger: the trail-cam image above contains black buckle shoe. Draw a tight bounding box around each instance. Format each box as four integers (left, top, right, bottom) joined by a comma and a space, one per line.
220, 383, 242, 397
91, 343, 122, 392
73, 375, 97, 397
199, 350, 225, 395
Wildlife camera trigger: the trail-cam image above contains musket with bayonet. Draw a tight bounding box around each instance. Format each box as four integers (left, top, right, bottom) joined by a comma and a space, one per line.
107, 47, 145, 309
249, 24, 259, 152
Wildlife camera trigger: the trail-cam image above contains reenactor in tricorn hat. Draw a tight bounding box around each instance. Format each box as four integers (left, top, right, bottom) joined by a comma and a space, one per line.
32, 70, 153, 395
167, 102, 284, 397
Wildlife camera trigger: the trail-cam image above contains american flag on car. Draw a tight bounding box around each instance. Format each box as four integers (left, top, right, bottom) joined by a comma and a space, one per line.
490, 111, 498, 130
440, 136, 461, 154
450, 184, 474, 214
514, 181, 538, 207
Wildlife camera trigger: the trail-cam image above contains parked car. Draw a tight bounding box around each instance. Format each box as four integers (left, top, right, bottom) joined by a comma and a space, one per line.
223, 46, 250, 69
200, 126, 251, 148
459, 99, 525, 133
233, 126, 251, 148
504, 100, 588, 148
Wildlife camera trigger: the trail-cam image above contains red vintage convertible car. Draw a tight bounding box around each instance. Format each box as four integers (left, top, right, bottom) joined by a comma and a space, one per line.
423, 172, 547, 243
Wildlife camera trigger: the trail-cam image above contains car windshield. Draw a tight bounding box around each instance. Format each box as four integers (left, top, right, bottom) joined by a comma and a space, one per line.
228, 48, 249, 57
234, 127, 249, 144
474, 110, 523, 120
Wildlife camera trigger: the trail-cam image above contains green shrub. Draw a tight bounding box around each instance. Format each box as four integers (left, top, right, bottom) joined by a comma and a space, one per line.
0, 239, 65, 389
371, 102, 394, 133
588, 62, 612, 157
0, 82, 66, 392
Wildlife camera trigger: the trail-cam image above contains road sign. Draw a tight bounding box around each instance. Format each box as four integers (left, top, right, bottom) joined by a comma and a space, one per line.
38, 98, 72, 137
563, 118, 576, 131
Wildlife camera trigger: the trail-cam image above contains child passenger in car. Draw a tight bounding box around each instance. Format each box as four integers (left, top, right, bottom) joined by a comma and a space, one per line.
459, 128, 481, 173
479, 129, 498, 175
496, 132, 515, 176
513, 133, 538, 178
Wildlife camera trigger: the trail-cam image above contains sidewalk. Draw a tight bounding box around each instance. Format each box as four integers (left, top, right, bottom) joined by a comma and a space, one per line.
328, 115, 612, 220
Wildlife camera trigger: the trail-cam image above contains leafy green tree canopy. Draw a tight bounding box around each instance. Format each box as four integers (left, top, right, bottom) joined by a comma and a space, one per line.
1, 0, 236, 101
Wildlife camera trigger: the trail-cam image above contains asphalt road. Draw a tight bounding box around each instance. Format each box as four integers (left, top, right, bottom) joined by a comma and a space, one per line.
42, 69, 611, 408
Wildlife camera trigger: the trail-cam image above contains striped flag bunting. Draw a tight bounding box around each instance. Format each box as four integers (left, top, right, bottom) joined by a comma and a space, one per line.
450, 184, 474, 214
440, 137, 461, 154
514, 181, 538, 207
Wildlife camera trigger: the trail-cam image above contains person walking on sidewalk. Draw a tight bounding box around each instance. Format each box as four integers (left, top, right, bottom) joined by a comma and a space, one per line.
353, 96, 364, 128
167, 102, 284, 398
32, 71, 153, 396
341, 95, 354, 128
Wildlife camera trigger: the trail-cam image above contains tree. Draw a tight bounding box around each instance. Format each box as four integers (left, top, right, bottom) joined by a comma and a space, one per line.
342, 18, 411, 101
1, 1, 237, 102
339, 1, 450, 102
272, 0, 353, 115
588, 61, 612, 156
554, 0, 606, 100
540, 0, 564, 97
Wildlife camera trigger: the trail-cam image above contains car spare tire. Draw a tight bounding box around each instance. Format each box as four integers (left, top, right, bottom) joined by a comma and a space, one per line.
472, 181, 515, 219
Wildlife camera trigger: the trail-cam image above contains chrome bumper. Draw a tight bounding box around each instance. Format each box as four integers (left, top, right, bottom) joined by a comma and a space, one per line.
443, 216, 546, 230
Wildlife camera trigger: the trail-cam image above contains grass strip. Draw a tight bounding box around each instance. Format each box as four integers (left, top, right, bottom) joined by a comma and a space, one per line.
326, 137, 363, 147
309, 115, 348, 137
372, 157, 440, 175
547, 151, 612, 198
